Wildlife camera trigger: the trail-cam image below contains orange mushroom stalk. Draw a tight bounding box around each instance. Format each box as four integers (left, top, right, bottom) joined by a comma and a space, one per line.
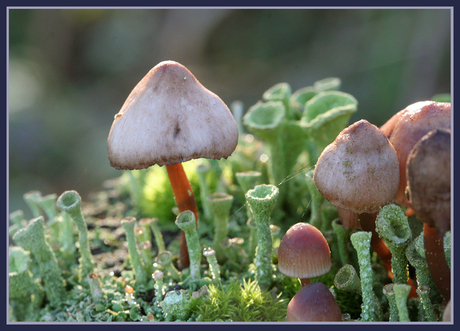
107, 61, 238, 268
166, 163, 198, 267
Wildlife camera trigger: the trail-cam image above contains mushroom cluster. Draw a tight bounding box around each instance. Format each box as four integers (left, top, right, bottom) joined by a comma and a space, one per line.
277, 222, 342, 321
312, 100, 451, 305
107, 60, 239, 268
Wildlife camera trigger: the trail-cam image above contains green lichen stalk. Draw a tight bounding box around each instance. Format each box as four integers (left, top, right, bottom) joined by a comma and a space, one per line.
331, 218, 352, 266
334, 264, 362, 295
153, 270, 164, 301
383, 283, 399, 321
12, 216, 66, 307
156, 251, 180, 282
23, 190, 42, 218
405, 239, 433, 288
207, 192, 234, 262
246, 218, 258, 261
375, 204, 412, 284
203, 247, 221, 280
393, 284, 411, 322
196, 163, 212, 220
121, 217, 149, 288
243, 102, 287, 197
175, 211, 201, 280
350, 231, 381, 321
149, 217, 166, 253
305, 170, 324, 229
37, 193, 58, 221
8, 246, 44, 321
416, 285, 437, 322
245, 184, 279, 289
57, 190, 95, 282
58, 213, 77, 259
87, 272, 105, 303
235, 171, 262, 222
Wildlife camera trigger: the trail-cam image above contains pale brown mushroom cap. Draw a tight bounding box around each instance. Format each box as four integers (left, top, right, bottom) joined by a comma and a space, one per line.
380, 101, 451, 206
278, 222, 331, 279
107, 60, 239, 170
314, 119, 399, 214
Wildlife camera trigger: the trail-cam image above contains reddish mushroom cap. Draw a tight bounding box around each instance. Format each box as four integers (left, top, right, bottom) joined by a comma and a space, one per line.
286, 282, 342, 322
278, 222, 331, 279
380, 101, 451, 206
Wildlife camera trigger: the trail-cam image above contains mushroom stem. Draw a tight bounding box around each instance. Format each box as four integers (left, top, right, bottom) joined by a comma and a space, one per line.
300, 278, 311, 287
423, 223, 450, 302
166, 162, 199, 269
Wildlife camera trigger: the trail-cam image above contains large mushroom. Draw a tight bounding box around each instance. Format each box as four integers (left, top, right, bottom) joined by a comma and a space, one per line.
107, 60, 239, 268
313, 119, 399, 274
380, 101, 451, 209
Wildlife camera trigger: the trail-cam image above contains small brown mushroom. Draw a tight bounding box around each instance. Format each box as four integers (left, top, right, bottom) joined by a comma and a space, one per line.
286, 282, 342, 322
380, 101, 451, 208
406, 128, 451, 302
107, 61, 239, 267
277, 222, 331, 287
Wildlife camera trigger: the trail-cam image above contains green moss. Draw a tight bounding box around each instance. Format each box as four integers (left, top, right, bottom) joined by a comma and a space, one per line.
139, 161, 202, 232
196, 278, 288, 321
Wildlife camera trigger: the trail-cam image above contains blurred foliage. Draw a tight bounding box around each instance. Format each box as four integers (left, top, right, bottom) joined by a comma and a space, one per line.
8, 8, 451, 219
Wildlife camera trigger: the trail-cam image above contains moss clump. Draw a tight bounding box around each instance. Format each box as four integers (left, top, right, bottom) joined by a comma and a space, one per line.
138, 161, 201, 231
195, 278, 288, 321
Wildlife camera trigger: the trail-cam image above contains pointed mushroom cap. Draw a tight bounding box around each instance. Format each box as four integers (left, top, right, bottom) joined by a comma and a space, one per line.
107, 60, 239, 170
278, 222, 331, 279
314, 119, 399, 214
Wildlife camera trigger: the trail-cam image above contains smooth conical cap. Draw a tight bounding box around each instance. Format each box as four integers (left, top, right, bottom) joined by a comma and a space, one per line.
278, 222, 331, 279
107, 60, 239, 169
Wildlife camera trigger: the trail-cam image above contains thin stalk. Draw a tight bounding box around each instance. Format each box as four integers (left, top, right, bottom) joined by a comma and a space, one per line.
166, 162, 199, 269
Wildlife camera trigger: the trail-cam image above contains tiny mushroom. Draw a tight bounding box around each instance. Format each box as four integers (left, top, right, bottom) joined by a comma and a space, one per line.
286, 282, 342, 322
406, 128, 451, 302
107, 61, 239, 268
277, 222, 331, 287
380, 101, 451, 210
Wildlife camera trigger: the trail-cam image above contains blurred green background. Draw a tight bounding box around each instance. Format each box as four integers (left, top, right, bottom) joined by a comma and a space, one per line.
8, 8, 451, 219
